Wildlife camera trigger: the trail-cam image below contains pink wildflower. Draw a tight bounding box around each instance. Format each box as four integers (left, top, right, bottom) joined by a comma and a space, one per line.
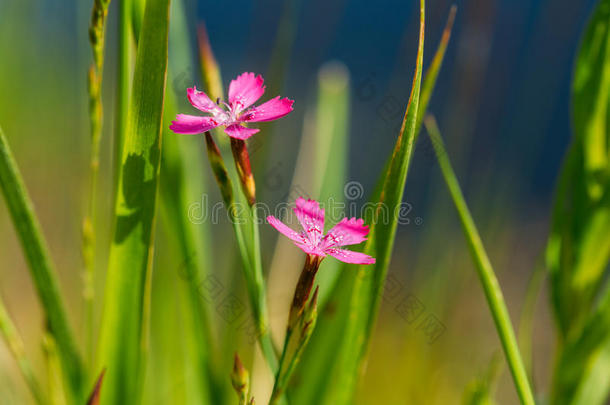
267, 197, 376, 265
170, 72, 294, 140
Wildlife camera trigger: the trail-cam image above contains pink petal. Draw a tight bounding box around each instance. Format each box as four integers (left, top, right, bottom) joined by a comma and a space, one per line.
294, 197, 325, 246
170, 114, 221, 134
267, 216, 304, 243
241, 96, 294, 122
296, 243, 326, 257
224, 124, 260, 140
326, 248, 375, 265
322, 217, 369, 249
228, 72, 265, 112
187, 87, 224, 115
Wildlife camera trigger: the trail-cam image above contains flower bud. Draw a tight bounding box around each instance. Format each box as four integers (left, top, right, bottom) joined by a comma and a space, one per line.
230, 138, 256, 206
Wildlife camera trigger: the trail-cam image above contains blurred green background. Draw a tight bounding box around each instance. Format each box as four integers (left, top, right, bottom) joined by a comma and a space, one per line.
0, 0, 599, 403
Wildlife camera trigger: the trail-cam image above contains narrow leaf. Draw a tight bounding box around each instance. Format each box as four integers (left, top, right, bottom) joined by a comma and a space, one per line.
95, 0, 170, 403
425, 116, 535, 404
0, 126, 85, 401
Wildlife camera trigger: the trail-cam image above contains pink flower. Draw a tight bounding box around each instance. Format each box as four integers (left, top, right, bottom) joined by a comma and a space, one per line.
267, 197, 376, 265
170, 72, 294, 140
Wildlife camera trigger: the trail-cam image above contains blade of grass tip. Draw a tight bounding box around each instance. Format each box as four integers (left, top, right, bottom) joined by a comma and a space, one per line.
95, 0, 170, 402
84, 0, 112, 361
0, 295, 45, 405
86, 370, 106, 405
424, 115, 535, 405
0, 127, 85, 402
371, 4, 456, 219
415, 4, 456, 138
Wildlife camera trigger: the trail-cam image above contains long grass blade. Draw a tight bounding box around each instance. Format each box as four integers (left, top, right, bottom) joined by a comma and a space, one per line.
95, 0, 170, 402
424, 116, 535, 405
0, 126, 85, 402
154, 2, 220, 401
548, 0, 610, 338
544, 2, 610, 402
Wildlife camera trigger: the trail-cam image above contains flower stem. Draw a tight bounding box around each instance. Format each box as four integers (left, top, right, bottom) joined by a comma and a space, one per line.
249, 205, 279, 370
425, 116, 535, 405
270, 257, 321, 405
204, 132, 278, 371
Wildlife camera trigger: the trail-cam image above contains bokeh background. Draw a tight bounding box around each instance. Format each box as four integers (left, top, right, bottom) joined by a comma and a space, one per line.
0, 0, 600, 403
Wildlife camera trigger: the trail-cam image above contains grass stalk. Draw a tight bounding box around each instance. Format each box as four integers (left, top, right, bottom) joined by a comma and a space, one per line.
0, 126, 85, 402
84, 0, 112, 360
424, 115, 535, 405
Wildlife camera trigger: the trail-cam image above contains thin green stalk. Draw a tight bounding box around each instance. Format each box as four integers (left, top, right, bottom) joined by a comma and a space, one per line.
196, 23, 279, 372
424, 116, 535, 405
84, 0, 112, 360
0, 296, 45, 405
250, 206, 278, 370
0, 126, 85, 402
204, 132, 278, 372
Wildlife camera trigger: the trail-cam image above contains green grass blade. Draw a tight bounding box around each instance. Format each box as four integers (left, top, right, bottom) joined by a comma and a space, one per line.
95, 0, 170, 402
424, 116, 535, 405
0, 295, 45, 405
372, 4, 456, 204
0, 126, 85, 402
289, 2, 425, 404
548, 0, 610, 338
415, 4, 456, 137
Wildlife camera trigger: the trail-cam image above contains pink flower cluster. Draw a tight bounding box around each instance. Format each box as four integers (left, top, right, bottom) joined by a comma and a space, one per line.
171, 73, 374, 266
